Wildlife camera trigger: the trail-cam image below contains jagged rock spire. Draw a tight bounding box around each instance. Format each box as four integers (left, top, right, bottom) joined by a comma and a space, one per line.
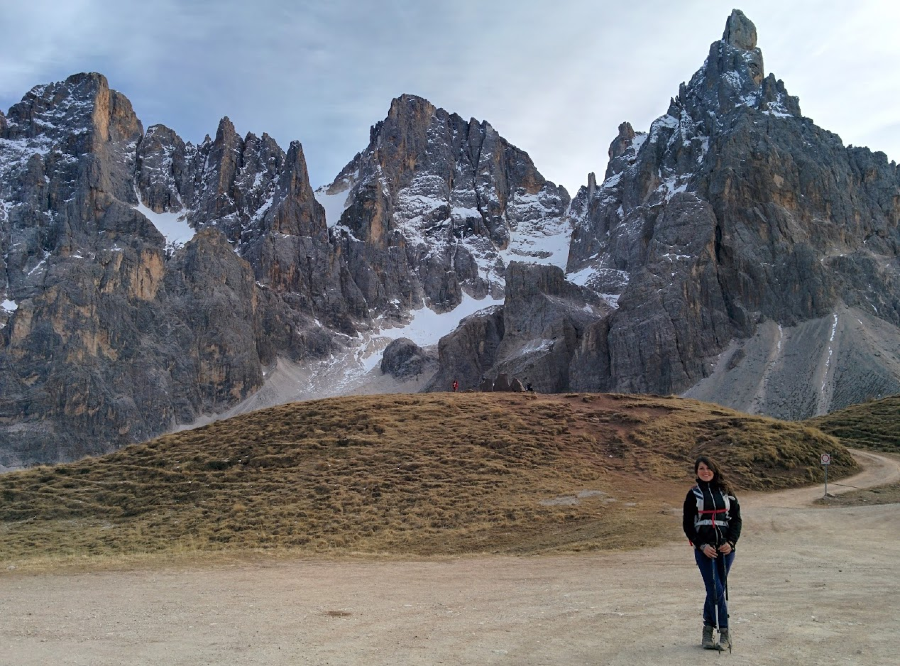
608, 122, 636, 161
722, 9, 758, 50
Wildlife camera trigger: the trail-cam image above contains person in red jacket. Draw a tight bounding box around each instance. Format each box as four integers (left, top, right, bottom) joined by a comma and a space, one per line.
683, 455, 742, 651
452, 379, 458, 392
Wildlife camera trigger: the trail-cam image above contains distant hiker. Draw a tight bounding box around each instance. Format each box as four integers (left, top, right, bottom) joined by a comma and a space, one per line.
452, 379, 459, 392
525, 382, 534, 392
683, 455, 742, 651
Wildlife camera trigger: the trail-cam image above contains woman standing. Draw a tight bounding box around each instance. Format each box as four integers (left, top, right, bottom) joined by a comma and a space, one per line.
683, 456, 742, 650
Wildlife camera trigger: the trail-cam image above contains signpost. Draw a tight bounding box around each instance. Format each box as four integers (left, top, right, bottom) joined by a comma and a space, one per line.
821, 453, 831, 497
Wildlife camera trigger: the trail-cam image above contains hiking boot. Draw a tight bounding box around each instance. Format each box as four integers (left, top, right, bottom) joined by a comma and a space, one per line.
702, 624, 717, 649
718, 628, 731, 651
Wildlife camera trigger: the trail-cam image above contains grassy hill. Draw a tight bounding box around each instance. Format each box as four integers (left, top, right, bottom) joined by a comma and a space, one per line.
806, 396, 900, 453
0, 393, 856, 566
807, 395, 900, 508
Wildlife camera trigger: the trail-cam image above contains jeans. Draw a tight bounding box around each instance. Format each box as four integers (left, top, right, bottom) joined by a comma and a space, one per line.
694, 548, 735, 628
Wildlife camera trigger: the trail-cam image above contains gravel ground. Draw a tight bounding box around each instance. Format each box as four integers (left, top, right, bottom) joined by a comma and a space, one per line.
1, 449, 898, 666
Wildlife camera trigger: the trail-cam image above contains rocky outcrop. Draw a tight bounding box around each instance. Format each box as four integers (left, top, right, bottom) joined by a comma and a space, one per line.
4, 9, 900, 464
380, 338, 436, 379
723, 9, 758, 51
321, 94, 571, 315
426, 305, 505, 393
427, 9, 900, 416
427, 262, 609, 393
564, 9, 900, 413
1, 74, 571, 466
491, 262, 609, 393
0, 74, 340, 466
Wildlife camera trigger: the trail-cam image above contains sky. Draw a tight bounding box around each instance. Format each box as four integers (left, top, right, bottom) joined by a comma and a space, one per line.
2, 0, 899, 196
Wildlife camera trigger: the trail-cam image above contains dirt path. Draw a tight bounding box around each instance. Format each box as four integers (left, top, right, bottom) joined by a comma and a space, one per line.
741, 448, 900, 510
1, 450, 898, 665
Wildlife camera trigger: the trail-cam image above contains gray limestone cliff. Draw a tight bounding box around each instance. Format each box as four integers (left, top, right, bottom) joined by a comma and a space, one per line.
0, 77, 570, 466
319, 94, 571, 318
0, 75, 278, 465
426, 9, 900, 417
562, 9, 900, 416
0, 74, 348, 466
4, 9, 900, 465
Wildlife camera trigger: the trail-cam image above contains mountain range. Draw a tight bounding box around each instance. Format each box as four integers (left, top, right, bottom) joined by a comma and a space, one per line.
2, 9, 899, 467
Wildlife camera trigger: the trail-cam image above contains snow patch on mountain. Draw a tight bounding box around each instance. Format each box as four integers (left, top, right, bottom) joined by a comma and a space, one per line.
314, 185, 351, 228
376, 292, 505, 349
190, 293, 506, 423
134, 197, 195, 250
501, 190, 572, 269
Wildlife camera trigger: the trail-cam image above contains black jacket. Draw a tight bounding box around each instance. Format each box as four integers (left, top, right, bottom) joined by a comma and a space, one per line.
682, 480, 742, 550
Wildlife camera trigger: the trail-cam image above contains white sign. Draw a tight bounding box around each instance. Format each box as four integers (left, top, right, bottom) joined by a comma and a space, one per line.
821, 453, 831, 466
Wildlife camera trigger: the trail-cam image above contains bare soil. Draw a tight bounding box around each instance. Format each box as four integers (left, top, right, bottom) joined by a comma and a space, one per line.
1, 449, 897, 666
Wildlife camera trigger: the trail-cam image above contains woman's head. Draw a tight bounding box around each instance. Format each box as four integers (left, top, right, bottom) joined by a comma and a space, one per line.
694, 455, 730, 491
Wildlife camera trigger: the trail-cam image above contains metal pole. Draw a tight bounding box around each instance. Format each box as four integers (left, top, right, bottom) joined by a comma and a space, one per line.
712, 553, 721, 654
824, 464, 828, 498
721, 555, 731, 654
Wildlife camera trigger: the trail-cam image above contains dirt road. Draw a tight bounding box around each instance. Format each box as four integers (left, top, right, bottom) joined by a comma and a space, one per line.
1, 450, 898, 665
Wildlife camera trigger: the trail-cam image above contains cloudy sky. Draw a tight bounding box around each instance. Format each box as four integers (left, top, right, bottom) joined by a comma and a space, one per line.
2, 0, 898, 195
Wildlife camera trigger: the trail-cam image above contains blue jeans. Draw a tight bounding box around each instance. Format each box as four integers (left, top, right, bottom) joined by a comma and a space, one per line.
694, 549, 735, 628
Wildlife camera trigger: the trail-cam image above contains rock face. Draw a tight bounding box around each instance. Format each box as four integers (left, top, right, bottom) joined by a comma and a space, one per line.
0, 74, 360, 466
425, 305, 506, 393
380, 338, 436, 379
491, 262, 609, 393
562, 9, 900, 416
0, 76, 570, 466
426, 261, 609, 393
425, 9, 900, 417
0, 75, 284, 466
317, 94, 571, 315
4, 10, 900, 464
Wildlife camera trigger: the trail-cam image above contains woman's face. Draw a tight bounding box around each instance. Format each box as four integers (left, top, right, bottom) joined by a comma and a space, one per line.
696, 462, 715, 482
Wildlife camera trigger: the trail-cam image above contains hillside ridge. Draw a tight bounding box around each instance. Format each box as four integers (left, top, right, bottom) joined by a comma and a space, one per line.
0, 392, 856, 564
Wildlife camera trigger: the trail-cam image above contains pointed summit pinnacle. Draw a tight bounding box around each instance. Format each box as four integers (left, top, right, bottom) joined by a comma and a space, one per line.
723, 9, 758, 50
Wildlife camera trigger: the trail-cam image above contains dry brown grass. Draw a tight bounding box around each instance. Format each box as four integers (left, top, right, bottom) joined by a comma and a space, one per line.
806, 396, 900, 453
0, 393, 856, 568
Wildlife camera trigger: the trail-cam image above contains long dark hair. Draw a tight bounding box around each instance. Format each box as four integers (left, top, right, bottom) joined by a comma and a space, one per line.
694, 455, 733, 494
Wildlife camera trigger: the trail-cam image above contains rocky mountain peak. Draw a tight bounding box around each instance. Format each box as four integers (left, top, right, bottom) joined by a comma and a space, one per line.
1, 71, 347, 468
608, 121, 636, 161
320, 93, 571, 314
653, 9, 803, 131
684, 12, 766, 114
722, 9, 757, 50
3, 72, 141, 146
368, 94, 434, 153
388, 93, 436, 121
562, 9, 900, 418
214, 116, 238, 144
7, 7, 898, 469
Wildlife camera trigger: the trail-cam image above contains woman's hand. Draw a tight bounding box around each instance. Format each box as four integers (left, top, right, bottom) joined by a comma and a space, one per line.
718, 542, 733, 555
701, 544, 717, 558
